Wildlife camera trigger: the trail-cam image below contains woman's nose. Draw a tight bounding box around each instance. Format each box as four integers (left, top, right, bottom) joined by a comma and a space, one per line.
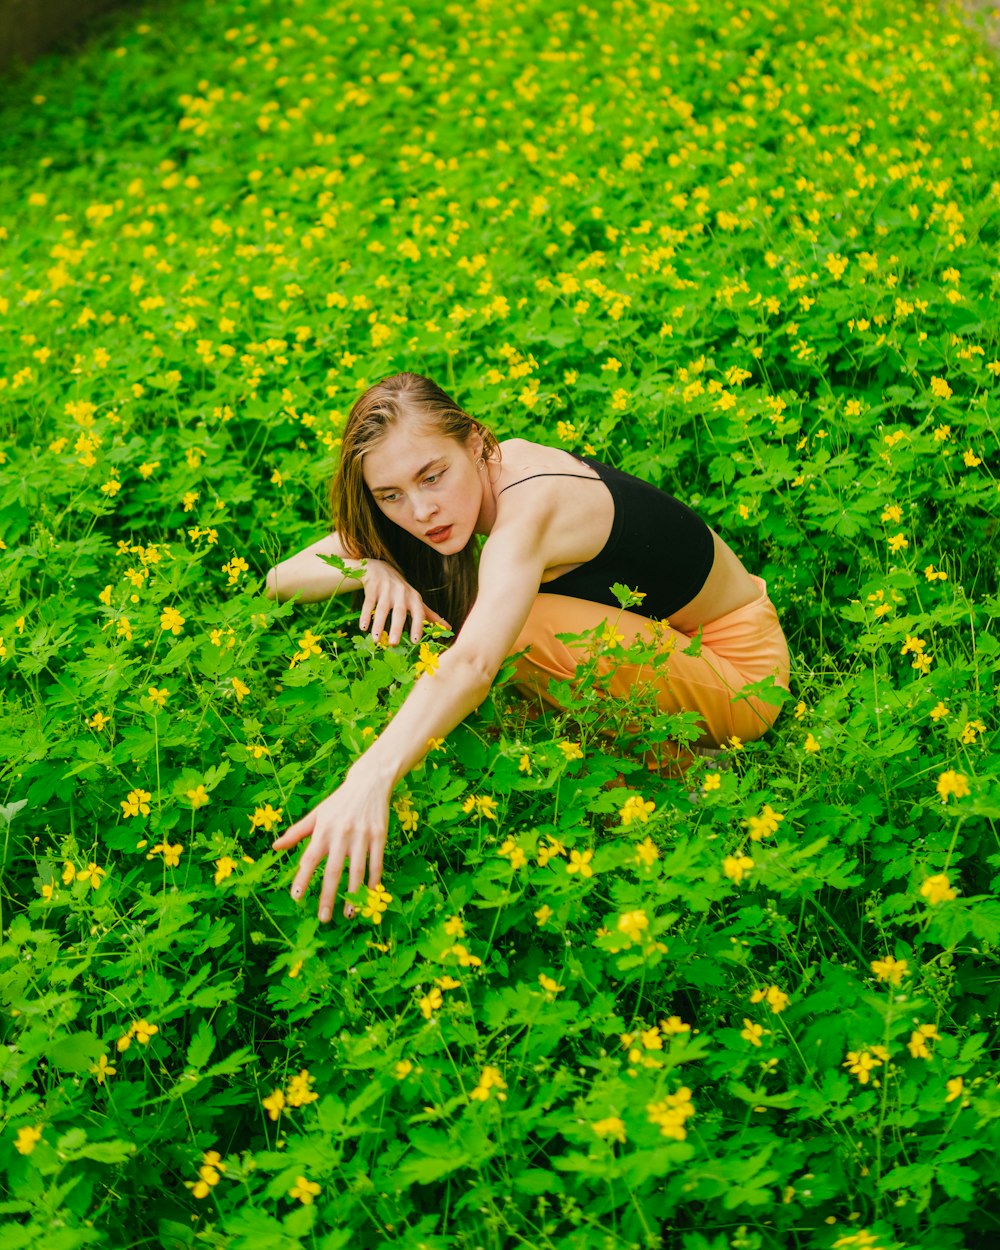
413, 496, 437, 522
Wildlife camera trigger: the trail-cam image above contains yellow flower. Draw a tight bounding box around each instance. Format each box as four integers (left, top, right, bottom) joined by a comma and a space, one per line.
744, 804, 785, 841
87, 711, 110, 730
619, 795, 655, 826
159, 606, 185, 635
187, 784, 210, 808
907, 1024, 939, 1059
231, 677, 250, 702
518, 752, 531, 774
213, 856, 237, 885
959, 719, 986, 744
930, 376, 953, 399
936, 770, 970, 802
90, 1054, 117, 1085
617, 910, 649, 943
646, 1087, 694, 1140
920, 873, 957, 905
887, 533, 909, 553
289, 629, 323, 667
77, 862, 106, 890
901, 634, 926, 655
361, 882, 393, 924
929, 702, 950, 720
62, 861, 76, 884
963, 449, 982, 468
843, 1045, 890, 1084
750, 986, 789, 1014
804, 733, 820, 753
249, 803, 283, 832
945, 1076, 964, 1103
394, 1060, 413, 1080
566, 849, 594, 877
702, 772, 722, 792
593, 1116, 626, 1143
498, 837, 527, 871
535, 904, 553, 926
825, 253, 848, 279
740, 1018, 768, 1047
469, 1065, 507, 1102
426, 737, 445, 752
634, 836, 659, 867
393, 795, 418, 833
15, 1125, 43, 1155
121, 788, 152, 818
871, 955, 908, 986
537, 837, 566, 866
149, 842, 183, 868
558, 739, 584, 761
660, 1015, 690, 1034
538, 974, 563, 993
414, 642, 439, 676
722, 854, 754, 884
133, 1019, 159, 1045
461, 794, 498, 820
262, 1089, 285, 1121
286, 1069, 319, 1107
147, 686, 169, 708
420, 987, 443, 1018
289, 1176, 321, 1205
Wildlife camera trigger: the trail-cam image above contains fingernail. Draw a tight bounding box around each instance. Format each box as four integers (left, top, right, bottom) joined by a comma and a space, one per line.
320, 909, 331, 923
291, 887, 301, 899
345, 906, 354, 918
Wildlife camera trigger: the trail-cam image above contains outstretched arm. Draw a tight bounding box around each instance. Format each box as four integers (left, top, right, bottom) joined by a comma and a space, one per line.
265, 531, 365, 603
266, 530, 450, 645
271, 519, 548, 922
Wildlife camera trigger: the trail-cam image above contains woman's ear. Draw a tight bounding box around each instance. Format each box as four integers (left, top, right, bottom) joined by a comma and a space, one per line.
468, 424, 485, 461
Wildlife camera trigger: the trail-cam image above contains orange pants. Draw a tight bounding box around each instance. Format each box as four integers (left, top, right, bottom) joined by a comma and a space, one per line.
509, 575, 791, 768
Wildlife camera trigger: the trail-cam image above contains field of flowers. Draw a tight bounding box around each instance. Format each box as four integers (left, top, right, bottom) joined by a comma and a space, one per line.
1, 0, 999, 1246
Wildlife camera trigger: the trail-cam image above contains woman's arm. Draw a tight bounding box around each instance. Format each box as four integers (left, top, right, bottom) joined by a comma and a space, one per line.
271, 517, 549, 923
266, 531, 450, 645
265, 531, 365, 603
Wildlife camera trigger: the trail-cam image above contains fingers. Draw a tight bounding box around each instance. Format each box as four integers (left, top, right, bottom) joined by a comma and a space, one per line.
368, 837, 385, 893
424, 606, 452, 629
271, 812, 315, 852
358, 587, 376, 634
408, 595, 428, 643
343, 836, 369, 918
290, 835, 327, 902
318, 842, 346, 924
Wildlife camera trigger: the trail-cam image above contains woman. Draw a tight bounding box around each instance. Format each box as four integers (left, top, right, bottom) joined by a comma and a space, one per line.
266, 372, 791, 923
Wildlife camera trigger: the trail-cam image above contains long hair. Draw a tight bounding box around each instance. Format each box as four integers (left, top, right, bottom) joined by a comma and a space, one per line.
330, 372, 501, 632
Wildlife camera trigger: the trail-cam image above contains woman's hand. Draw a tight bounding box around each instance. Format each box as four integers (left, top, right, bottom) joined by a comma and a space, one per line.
271, 770, 392, 922
358, 559, 451, 645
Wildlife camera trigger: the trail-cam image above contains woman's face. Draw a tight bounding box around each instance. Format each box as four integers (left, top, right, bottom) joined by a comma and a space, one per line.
362, 417, 486, 554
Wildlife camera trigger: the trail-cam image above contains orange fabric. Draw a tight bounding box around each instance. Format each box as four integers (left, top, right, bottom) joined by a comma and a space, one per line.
509, 575, 791, 758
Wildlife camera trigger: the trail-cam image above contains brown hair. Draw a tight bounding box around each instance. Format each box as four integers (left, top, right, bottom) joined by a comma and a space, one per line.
330, 372, 501, 632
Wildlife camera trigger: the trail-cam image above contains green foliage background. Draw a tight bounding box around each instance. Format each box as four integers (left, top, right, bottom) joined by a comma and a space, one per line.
1, 0, 999, 1247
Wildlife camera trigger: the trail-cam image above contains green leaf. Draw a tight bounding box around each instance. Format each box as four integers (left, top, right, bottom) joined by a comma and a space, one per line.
186, 1018, 215, 1070
48, 1032, 105, 1074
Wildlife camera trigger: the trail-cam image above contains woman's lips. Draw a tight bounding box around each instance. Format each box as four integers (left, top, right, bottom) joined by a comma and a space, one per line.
426, 525, 452, 544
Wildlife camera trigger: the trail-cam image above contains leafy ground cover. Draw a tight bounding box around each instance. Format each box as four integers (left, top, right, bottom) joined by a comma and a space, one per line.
1, 0, 999, 1246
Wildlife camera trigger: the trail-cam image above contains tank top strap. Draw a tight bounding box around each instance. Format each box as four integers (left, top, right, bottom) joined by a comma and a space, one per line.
496, 471, 603, 497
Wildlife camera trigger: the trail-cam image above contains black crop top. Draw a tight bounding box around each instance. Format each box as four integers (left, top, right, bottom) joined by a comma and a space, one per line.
497, 452, 715, 620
